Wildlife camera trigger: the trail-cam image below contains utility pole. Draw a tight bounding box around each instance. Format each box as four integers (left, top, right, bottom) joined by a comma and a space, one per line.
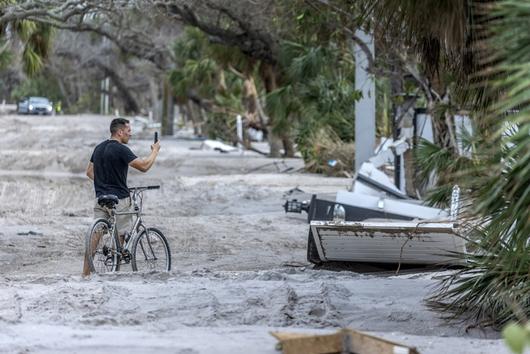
104, 77, 110, 115
100, 37, 111, 116
236, 115, 243, 154
100, 79, 104, 114
353, 30, 376, 173
100, 78, 110, 115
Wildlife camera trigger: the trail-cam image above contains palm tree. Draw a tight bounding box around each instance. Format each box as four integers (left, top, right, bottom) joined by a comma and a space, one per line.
425, 0, 530, 327
351, 0, 530, 327
266, 40, 358, 174
170, 27, 254, 143
0, 1, 54, 76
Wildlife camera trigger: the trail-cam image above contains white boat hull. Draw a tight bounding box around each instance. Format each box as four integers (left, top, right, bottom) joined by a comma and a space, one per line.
310, 221, 466, 265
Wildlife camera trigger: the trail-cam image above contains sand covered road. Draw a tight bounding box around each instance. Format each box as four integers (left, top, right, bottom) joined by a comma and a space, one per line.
0, 114, 507, 353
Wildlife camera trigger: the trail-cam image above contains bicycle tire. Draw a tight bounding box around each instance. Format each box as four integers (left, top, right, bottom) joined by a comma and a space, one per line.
131, 227, 171, 272
85, 218, 119, 273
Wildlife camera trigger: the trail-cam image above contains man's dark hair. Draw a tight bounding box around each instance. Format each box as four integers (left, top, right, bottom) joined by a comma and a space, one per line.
110, 118, 130, 135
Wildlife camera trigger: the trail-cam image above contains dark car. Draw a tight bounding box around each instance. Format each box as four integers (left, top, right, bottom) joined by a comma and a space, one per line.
18, 97, 54, 115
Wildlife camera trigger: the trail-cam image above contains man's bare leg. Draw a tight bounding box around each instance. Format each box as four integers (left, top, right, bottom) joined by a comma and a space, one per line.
82, 230, 103, 276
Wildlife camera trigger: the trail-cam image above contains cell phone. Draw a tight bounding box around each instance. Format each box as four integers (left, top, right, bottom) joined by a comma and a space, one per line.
154, 132, 158, 143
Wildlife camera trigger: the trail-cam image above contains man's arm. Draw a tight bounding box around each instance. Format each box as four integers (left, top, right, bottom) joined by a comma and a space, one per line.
129, 142, 160, 173
86, 162, 94, 180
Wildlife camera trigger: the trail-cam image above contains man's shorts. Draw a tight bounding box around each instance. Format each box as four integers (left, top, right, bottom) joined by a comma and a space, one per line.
94, 197, 133, 235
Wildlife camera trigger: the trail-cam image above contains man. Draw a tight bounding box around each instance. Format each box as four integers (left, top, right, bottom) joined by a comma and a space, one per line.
83, 117, 160, 276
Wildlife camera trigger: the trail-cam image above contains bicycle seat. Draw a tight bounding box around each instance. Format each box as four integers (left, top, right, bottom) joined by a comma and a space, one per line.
97, 194, 119, 208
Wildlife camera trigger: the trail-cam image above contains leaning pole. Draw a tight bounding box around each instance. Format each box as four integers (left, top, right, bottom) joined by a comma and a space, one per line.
353, 29, 376, 173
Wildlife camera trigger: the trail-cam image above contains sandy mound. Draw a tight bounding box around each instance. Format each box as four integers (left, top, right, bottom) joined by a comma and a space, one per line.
0, 114, 507, 353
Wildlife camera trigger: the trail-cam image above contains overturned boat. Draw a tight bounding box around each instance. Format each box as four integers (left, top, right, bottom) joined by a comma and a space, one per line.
308, 219, 466, 265
285, 166, 467, 266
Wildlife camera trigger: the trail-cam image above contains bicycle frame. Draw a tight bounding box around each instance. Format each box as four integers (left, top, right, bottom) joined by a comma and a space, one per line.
87, 184, 169, 273
104, 186, 157, 256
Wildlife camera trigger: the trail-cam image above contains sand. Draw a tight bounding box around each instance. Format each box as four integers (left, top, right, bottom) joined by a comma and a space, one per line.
0, 114, 507, 353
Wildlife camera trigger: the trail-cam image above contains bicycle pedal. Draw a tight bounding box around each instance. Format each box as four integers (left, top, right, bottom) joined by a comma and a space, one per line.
118, 254, 131, 264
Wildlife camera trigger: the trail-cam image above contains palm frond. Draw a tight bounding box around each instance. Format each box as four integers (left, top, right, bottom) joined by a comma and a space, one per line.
21, 44, 43, 77
0, 39, 12, 69
7, 20, 53, 76
362, 0, 472, 77
287, 45, 328, 81
426, 0, 530, 327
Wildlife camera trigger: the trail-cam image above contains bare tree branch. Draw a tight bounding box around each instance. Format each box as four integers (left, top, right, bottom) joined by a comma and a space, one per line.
1, 0, 174, 70
153, 0, 279, 64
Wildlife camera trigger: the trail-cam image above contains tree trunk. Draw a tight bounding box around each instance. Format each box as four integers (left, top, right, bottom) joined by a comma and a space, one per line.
389, 70, 420, 197
186, 100, 201, 136
161, 78, 174, 136
281, 134, 295, 157
389, 64, 460, 198
267, 126, 283, 157
401, 96, 417, 197
56, 77, 72, 109
403, 149, 417, 197
149, 78, 160, 123
428, 73, 458, 153
255, 94, 268, 140
259, 62, 284, 157
430, 98, 457, 153
242, 74, 260, 129
96, 62, 139, 114
241, 68, 265, 148
217, 69, 227, 93
178, 103, 188, 127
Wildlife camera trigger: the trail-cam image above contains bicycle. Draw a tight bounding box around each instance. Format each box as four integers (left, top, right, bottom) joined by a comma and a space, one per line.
85, 185, 171, 273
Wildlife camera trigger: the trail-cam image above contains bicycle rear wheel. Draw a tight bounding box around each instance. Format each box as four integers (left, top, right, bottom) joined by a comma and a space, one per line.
85, 218, 119, 273
131, 227, 171, 272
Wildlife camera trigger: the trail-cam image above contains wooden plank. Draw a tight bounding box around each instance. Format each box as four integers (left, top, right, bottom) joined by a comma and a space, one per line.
343, 329, 420, 354
270, 331, 342, 354
271, 329, 420, 354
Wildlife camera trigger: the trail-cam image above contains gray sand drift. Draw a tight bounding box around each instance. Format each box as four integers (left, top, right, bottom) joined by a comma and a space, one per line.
0, 114, 505, 353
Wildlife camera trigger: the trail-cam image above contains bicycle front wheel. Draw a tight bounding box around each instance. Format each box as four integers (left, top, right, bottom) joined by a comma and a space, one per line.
85, 218, 119, 273
131, 228, 171, 272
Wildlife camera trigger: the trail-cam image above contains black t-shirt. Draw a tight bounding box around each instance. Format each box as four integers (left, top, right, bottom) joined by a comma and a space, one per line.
90, 140, 138, 198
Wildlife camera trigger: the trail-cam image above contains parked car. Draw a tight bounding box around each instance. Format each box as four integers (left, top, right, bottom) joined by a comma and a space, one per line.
17, 97, 54, 115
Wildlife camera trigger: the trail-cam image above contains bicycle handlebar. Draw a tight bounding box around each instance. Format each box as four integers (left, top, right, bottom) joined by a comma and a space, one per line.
129, 185, 160, 192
